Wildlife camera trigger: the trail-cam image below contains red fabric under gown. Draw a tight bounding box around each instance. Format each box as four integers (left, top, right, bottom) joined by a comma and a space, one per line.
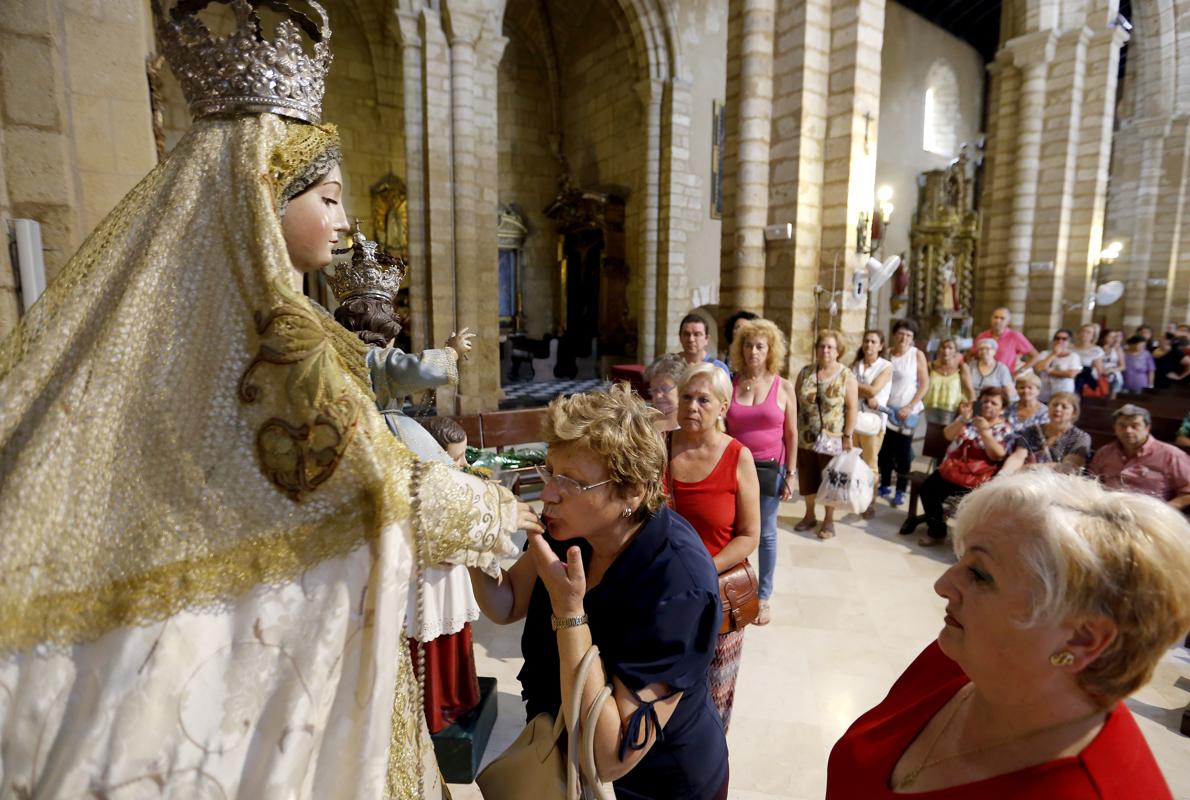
408, 623, 481, 734
826, 641, 1172, 799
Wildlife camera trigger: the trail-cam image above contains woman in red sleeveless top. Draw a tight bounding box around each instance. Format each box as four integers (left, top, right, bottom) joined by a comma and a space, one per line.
667, 362, 760, 731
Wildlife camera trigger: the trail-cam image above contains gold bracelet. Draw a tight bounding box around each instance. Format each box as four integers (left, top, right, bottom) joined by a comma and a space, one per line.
551, 613, 589, 631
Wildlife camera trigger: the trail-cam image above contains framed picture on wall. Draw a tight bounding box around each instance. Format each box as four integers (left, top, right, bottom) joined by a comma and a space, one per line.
711, 100, 726, 220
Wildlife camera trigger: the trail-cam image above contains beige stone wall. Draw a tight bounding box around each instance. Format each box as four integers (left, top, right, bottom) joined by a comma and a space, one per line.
65, 0, 156, 234
674, 0, 726, 317
873, 1, 985, 332
497, 28, 558, 338
0, 0, 155, 338
320, 5, 404, 235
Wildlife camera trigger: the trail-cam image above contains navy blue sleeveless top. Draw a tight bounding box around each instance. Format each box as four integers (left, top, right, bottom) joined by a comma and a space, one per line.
517, 506, 728, 799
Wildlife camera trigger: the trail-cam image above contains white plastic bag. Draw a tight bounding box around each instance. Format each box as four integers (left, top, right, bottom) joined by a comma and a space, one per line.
818, 449, 874, 515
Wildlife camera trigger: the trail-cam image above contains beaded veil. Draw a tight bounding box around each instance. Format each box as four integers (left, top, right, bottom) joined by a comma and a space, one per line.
0, 2, 517, 797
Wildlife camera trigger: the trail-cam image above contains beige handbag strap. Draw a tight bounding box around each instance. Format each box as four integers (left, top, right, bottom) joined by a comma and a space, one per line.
581, 685, 614, 799
565, 645, 614, 800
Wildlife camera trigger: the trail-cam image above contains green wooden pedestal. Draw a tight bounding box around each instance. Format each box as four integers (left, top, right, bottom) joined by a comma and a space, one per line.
433, 676, 498, 784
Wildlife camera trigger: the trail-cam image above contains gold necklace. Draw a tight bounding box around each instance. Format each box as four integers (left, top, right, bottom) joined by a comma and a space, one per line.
896, 684, 1104, 790
741, 371, 766, 392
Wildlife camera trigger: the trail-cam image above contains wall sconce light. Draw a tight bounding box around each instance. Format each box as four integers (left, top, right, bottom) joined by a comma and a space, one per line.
1070, 240, 1125, 313
856, 185, 894, 254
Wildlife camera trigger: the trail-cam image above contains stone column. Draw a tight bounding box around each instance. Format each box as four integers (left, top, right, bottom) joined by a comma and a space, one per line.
761, 0, 832, 367
1146, 118, 1190, 328
1022, 27, 1086, 342
1119, 118, 1169, 329
1002, 31, 1055, 323
975, 56, 1019, 325
656, 77, 695, 358
636, 78, 662, 362
395, 11, 429, 353
722, 0, 774, 312
1169, 117, 1190, 325
446, 16, 480, 411
469, 23, 508, 410
816, 0, 886, 344
415, 9, 459, 409
1060, 25, 1126, 329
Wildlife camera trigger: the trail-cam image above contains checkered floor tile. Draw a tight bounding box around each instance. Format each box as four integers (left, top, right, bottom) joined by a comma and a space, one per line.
499, 378, 609, 409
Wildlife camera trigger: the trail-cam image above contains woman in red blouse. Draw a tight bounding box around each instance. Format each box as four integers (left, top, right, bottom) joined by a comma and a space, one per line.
667, 362, 760, 731
827, 471, 1190, 799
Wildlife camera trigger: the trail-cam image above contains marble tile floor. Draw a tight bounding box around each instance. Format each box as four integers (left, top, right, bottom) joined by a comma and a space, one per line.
449, 497, 1190, 800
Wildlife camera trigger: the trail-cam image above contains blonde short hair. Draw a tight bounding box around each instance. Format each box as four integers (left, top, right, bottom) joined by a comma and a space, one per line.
541, 383, 667, 515
952, 471, 1190, 706
677, 362, 732, 432
677, 362, 732, 406
730, 318, 788, 376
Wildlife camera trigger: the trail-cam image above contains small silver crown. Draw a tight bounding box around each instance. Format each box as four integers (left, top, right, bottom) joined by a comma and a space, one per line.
326, 224, 408, 304
153, 0, 332, 124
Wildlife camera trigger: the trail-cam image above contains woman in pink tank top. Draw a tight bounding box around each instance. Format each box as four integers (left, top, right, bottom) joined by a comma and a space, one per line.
725, 319, 797, 625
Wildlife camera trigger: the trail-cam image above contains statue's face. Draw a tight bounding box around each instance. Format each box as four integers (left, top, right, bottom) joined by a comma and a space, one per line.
282, 165, 350, 272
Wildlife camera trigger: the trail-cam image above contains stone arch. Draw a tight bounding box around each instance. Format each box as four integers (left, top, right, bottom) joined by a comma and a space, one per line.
923, 60, 959, 156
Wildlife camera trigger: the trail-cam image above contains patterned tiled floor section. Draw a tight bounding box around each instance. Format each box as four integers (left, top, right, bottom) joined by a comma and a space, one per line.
450, 497, 1190, 800
498, 378, 609, 409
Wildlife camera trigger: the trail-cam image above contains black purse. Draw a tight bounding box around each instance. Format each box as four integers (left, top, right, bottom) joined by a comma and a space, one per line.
754, 459, 785, 497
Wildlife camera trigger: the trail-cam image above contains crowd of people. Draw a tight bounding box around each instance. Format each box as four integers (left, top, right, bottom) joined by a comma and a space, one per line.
494, 323, 1190, 796
543, 305, 1186, 796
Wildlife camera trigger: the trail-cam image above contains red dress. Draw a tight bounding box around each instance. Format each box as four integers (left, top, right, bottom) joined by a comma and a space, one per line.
826, 642, 1172, 799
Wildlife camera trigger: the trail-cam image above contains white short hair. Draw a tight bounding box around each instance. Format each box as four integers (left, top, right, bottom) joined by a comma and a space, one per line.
952, 471, 1190, 705
677, 361, 732, 407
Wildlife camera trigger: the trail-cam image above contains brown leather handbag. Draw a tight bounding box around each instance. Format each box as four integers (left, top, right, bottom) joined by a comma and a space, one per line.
718, 559, 760, 634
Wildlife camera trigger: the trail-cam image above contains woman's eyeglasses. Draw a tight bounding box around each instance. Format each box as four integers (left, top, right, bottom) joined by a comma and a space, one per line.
534, 466, 615, 498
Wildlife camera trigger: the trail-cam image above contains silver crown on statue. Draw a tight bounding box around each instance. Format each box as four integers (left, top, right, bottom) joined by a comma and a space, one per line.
326, 223, 408, 304
152, 0, 332, 124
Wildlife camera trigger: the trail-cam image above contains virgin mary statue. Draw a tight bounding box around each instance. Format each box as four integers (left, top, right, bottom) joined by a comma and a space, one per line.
0, 2, 526, 797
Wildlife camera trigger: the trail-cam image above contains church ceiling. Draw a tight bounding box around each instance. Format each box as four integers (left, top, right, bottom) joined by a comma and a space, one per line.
895, 0, 1002, 61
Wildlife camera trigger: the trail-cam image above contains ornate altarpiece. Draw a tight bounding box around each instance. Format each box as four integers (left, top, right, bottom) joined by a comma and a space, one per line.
908, 152, 980, 340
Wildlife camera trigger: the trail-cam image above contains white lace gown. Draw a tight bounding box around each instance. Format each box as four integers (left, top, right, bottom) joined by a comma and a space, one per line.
0, 516, 485, 798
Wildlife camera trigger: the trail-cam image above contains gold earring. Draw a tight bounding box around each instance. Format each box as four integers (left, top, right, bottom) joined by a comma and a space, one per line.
1049, 651, 1075, 667
622, 507, 634, 518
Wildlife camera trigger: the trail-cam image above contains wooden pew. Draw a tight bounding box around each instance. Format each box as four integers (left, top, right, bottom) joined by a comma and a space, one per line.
477, 407, 549, 496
